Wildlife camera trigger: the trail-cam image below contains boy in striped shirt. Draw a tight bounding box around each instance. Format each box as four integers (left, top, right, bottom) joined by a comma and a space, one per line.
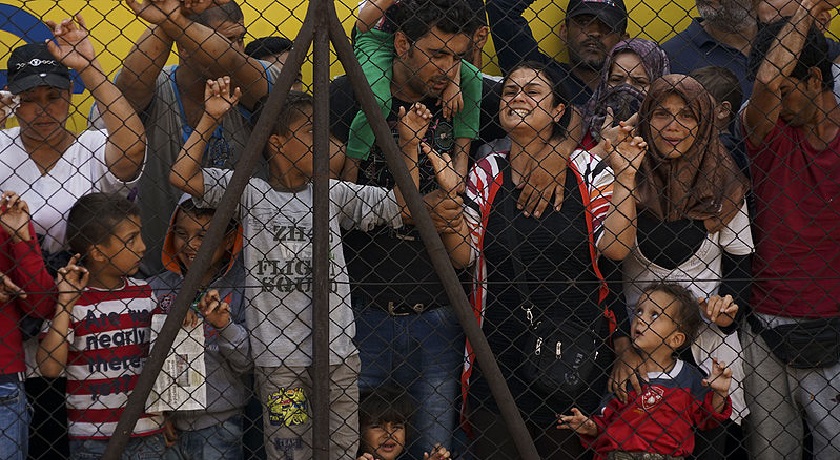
37, 193, 166, 459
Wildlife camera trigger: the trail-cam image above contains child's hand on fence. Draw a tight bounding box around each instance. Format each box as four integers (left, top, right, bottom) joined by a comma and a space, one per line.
204, 76, 241, 123
46, 15, 97, 71
199, 289, 231, 329
0, 272, 24, 303
557, 408, 598, 436
699, 294, 738, 328
397, 102, 432, 149
0, 192, 31, 243
423, 443, 451, 460
356, 454, 375, 460
441, 82, 463, 121
423, 142, 461, 197
56, 254, 89, 309
702, 357, 733, 398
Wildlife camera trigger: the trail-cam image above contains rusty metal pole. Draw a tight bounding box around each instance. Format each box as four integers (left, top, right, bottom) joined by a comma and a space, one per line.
103, 15, 316, 460
311, 0, 332, 457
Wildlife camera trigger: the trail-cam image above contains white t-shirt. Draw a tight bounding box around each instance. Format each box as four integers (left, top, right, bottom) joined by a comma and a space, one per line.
0, 127, 142, 253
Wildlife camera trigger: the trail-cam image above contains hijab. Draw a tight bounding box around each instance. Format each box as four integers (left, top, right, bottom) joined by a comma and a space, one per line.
637, 75, 749, 233
582, 39, 670, 139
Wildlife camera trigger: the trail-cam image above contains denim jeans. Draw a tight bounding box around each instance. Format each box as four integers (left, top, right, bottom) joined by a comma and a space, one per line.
352, 299, 465, 459
69, 433, 166, 460
0, 380, 29, 460
164, 415, 244, 460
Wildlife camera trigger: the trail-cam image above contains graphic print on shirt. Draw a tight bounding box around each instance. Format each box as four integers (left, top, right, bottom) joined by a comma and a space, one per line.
249, 209, 340, 295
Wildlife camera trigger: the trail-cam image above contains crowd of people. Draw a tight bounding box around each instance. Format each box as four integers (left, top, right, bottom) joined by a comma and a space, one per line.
0, 0, 838, 459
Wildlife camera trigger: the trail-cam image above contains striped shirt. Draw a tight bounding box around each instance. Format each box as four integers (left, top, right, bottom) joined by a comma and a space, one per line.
63, 278, 164, 440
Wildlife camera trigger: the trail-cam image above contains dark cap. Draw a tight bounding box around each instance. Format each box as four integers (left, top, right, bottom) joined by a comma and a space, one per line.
567, 0, 628, 34
6, 42, 71, 95
244, 36, 294, 60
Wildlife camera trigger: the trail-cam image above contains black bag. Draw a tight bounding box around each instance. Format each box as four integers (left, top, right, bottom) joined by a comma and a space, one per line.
523, 309, 604, 396
503, 190, 605, 397
749, 315, 840, 369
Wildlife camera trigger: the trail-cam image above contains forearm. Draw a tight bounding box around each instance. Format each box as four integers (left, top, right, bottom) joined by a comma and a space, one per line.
393, 142, 420, 220
442, 221, 473, 269
356, 0, 395, 33
216, 322, 252, 375
756, 4, 816, 86
485, 0, 544, 72
712, 391, 729, 414
81, 63, 146, 182
37, 308, 72, 377
116, 25, 174, 113
160, 16, 266, 108
598, 175, 637, 260
10, 232, 56, 318
170, 116, 215, 196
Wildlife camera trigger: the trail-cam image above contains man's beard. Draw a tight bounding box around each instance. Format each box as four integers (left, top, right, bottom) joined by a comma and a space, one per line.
697, 0, 755, 32
568, 39, 608, 71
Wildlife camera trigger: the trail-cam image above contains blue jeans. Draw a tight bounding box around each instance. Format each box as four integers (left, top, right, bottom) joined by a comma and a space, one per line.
164, 415, 244, 460
0, 380, 29, 460
353, 300, 464, 459
69, 433, 166, 459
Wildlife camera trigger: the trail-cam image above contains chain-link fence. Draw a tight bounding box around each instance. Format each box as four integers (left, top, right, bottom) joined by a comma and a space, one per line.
0, 0, 838, 459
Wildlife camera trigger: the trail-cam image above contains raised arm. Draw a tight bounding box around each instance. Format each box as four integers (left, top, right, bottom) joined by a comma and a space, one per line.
37, 256, 88, 378
743, 1, 827, 146
486, 0, 549, 73
170, 77, 241, 196
114, 24, 175, 114
47, 15, 146, 182
127, 0, 269, 109
356, 0, 396, 33
597, 127, 645, 261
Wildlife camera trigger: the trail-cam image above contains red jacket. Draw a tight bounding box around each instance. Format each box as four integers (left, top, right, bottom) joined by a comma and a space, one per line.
0, 223, 55, 374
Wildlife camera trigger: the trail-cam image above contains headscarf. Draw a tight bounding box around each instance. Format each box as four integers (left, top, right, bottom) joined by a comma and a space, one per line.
636, 75, 749, 233
582, 39, 670, 139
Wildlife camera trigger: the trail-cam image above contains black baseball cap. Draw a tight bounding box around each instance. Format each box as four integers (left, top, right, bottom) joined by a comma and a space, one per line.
6, 42, 71, 95
567, 0, 628, 34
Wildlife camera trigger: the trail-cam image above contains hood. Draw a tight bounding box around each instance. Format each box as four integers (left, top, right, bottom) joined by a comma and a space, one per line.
161, 194, 244, 277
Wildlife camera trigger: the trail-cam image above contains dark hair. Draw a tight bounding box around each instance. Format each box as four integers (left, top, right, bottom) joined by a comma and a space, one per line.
640, 283, 703, 349
245, 36, 294, 60
177, 199, 239, 235
358, 387, 414, 430
393, 0, 474, 43
193, 1, 244, 27
749, 18, 833, 91
253, 90, 313, 136
505, 61, 572, 140
67, 193, 140, 258
690, 66, 743, 112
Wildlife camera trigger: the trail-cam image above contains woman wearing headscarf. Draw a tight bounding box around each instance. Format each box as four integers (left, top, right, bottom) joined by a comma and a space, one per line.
580, 39, 670, 151
617, 75, 752, 460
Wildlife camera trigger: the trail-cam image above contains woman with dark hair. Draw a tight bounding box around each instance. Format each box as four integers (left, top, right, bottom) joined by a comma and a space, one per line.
617, 74, 753, 459
440, 61, 645, 459
581, 39, 670, 151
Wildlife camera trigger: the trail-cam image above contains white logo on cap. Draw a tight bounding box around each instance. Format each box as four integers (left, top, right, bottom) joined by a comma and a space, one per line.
15, 58, 59, 69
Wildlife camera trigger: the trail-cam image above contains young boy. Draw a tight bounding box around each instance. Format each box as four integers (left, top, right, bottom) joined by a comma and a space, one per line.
148, 195, 251, 459
36, 193, 167, 459
169, 77, 437, 459
356, 387, 451, 460
558, 283, 734, 459
350, 0, 482, 167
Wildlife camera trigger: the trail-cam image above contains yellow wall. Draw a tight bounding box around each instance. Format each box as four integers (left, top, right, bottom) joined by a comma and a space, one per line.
0, 0, 834, 129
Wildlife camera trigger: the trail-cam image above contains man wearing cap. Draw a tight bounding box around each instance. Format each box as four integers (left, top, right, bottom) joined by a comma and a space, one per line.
486, 0, 629, 106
